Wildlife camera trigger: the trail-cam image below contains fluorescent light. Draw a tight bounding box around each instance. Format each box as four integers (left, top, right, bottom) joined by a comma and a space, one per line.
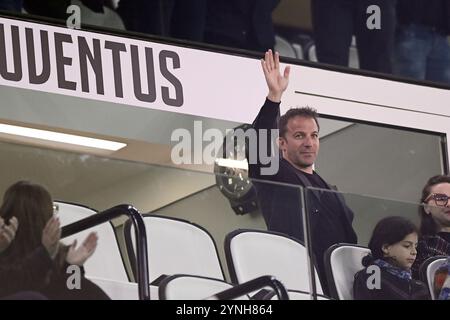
215, 158, 248, 170
0, 124, 126, 151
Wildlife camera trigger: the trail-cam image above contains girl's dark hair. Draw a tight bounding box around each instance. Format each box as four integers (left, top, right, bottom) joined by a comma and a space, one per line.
0, 181, 53, 263
419, 175, 450, 236
362, 216, 418, 267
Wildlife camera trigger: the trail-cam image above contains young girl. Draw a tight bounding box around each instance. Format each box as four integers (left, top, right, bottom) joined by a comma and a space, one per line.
0, 181, 109, 300
353, 216, 430, 300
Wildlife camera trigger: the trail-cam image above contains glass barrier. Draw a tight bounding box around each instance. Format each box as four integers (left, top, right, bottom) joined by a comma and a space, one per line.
1, 0, 449, 87
0, 137, 447, 300
0, 139, 308, 300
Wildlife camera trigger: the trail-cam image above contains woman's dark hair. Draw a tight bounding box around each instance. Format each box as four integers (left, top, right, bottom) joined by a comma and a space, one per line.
419, 175, 450, 236
362, 216, 418, 267
0, 181, 53, 263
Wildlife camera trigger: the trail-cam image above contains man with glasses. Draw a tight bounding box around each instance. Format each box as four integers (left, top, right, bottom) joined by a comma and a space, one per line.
412, 175, 450, 279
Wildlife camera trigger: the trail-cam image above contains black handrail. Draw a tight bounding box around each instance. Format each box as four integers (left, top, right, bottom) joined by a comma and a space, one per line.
61, 204, 150, 300
208, 276, 289, 300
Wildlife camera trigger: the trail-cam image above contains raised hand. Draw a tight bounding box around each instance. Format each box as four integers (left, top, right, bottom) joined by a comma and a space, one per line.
0, 216, 18, 253
66, 232, 98, 266
42, 216, 61, 259
261, 50, 290, 103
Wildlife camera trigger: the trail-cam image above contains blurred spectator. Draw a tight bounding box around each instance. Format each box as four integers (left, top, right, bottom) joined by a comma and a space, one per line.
0, 181, 109, 300
394, 0, 450, 84
204, 0, 280, 52
434, 257, 450, 300
117, 0, 206, 42
311, 0, 396, 73
412, 175, 450, 279
0, 0, 22, 12
0, 216, 51, 298
23, 0, 113, 20
23, 0, 68, 19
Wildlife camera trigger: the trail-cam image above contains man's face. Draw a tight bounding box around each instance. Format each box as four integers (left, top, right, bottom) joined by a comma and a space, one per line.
279, 116, 319, 171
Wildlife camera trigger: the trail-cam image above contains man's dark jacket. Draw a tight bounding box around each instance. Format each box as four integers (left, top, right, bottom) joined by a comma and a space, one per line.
248, 99, 357, 291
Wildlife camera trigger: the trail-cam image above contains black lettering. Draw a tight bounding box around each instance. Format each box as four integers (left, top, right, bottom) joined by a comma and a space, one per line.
159, 50, 183, 107
54, 32, 76, 90
131, 45, 156, 103
78, 36, 104, 94
0, 24, 22, 81
26, 28, 50, 84
104, 41, 126, 98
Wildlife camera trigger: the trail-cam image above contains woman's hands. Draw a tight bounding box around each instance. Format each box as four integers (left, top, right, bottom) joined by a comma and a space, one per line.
66, 232, 98, 266
42, 216, 61, 259
0, 216, 18, 253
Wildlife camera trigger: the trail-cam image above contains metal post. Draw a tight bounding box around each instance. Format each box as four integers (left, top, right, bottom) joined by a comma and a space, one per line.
300, 186, 317, 300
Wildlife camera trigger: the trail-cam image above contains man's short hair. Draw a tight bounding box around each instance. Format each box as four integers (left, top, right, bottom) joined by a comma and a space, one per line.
279, 107, 320, 138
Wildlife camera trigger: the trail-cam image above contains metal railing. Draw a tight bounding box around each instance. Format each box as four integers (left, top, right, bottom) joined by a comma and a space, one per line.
209, 275, 289, 300
61, 204, 150, 300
